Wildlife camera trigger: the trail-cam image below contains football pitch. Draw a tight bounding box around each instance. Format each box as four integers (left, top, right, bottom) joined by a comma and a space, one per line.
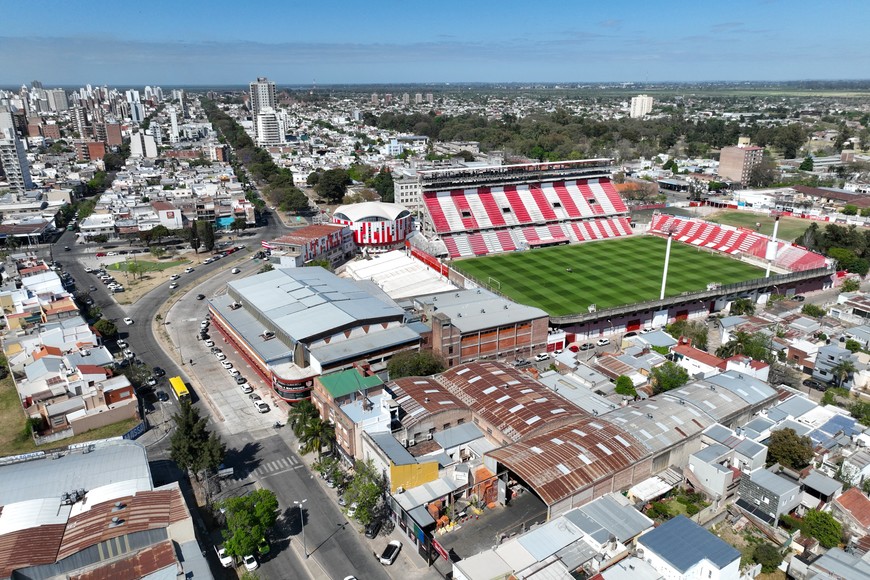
452, 236, 766, 316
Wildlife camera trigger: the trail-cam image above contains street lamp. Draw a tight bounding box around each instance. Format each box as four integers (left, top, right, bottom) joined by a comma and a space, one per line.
294, 499, 308, 558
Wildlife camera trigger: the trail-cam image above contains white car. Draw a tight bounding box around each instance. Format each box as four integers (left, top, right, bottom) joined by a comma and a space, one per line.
215, 353, 227, 361
534, 353, 550, 362
240, 383, 254, 394
204, 339, 215, 347
123, 349, 134, 359
228, 369, 241, 377
243, 554, 258, 571
185, 267, 194, 273
221, 360, 233, 369
170, 274, 180, 280
254, 400, 270, 413
596, 338, 611, 347
216, 546, 233, 568
640, 327, 654, 334
123, 317, 133, 325
116, 339, 128, 348
200, 320, 209, 329
169, 282, 179, 289
231, 267, 241, 274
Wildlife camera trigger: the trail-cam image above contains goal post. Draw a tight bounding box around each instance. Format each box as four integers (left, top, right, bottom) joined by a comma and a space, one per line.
488, 276, 501, 291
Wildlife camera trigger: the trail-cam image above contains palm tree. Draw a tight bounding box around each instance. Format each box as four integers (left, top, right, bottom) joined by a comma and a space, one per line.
831, 359, 857, 388
300, 418, 335, 459
716, 330, 752, 359
287, 400, 319, 438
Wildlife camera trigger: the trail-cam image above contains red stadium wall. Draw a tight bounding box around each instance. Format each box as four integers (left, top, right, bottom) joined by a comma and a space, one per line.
332, 214, 413, 248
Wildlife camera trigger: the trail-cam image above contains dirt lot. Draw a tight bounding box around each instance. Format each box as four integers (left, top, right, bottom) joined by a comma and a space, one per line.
108, 257, 195, 305
713, 518, 787, 580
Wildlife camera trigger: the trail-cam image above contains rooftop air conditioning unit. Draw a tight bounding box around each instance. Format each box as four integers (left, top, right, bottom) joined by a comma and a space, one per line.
427, 433, 433, 441
407, 439, 416, 447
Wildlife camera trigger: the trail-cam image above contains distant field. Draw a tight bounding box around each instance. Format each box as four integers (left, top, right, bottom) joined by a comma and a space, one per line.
452, 236, 765, 316
706, 210, 811, 242
108, 260, 186, 272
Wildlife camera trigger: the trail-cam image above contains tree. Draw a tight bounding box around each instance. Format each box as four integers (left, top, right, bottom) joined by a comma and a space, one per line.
221, 489, 279, 558
314, 169, 351, 203
803, 509, 842, 548
169, 401, 226, 479
614, 375, 637, 397
188, 221, 201, 253
93, 319, 118, 340
149, 225, 170, 245
230, 218, 247, 234
287, 399, 319, 438
650, 361, 689, 394
387, 350, 446, 379
799, 156, 814, 171
801, 303, 827, 318
841, 278, 861, 293
831, 359, 857, 388
665, 319, 709, 351
766, 428, 814, 469
774, 124, 808, 159
299, 417, 335, 458
844, 204, 859, 216
343, 459, 388, 526
258, 263, 274, 273
828, 247, 869, 276
749, 155, 778, 187
753, 543, 783, 573
845, 339, 862, 353
150, 246, 167, 259
368, 168, 395, 203
126, 260, 146, 280
197, 220, 215, 252
730, 298, 755, 316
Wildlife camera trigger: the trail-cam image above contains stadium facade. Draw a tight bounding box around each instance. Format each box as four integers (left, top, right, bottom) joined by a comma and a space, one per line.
332, 201, 414, 251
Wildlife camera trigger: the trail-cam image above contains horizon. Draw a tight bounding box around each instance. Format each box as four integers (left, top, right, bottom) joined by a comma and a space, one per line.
1, 0, 869, 86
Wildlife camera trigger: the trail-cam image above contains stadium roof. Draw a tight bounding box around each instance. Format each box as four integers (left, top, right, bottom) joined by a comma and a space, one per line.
333, 201, 410, 222
440, 362, 587, 443
604, 398, 713, 454
487, 418, 647, 506
413, 288, 547, 334
342, 249, 457, 300
638, 516, 740, 573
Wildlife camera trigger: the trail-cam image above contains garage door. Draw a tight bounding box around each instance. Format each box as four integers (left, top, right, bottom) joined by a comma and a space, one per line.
626, 319, 641, 332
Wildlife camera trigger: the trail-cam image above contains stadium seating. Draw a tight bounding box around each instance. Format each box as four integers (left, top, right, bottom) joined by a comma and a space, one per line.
648, 214, 828, 272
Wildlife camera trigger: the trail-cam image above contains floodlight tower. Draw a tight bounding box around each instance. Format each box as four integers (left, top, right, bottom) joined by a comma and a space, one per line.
765, 216, 781, 278
660, 231, 674, 300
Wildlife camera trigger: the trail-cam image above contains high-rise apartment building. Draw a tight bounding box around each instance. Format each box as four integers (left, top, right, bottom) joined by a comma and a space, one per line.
415, 93, 423, 104
719, 144, 764, 185
402, 93, 410, 105
255, 107, 284, 146
371, 93, 378, 104
249, 77, 277, 140
0, 127, 34, 193
630, 94, 654, 118
71, 105, 88, 138
47, 88, 68, 112
426, 93, 434, 104
169, 107, 179, 144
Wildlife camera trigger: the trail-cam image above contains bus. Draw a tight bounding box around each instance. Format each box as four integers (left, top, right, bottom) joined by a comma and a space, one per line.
169, 376, 190, 403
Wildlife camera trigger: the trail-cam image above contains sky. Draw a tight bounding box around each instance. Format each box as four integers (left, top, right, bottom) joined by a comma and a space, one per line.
1, 0, 868, 86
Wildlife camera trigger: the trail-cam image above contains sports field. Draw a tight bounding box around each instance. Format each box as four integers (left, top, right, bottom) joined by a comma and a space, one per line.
452, 236, 765, 316
706, 210, 810, 242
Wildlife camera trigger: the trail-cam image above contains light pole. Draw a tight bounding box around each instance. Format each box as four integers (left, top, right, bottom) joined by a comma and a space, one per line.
294, 499, 308, 558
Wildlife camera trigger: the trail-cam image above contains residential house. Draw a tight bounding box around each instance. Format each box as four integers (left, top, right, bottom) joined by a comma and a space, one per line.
637, 515, 741, 580
737, 469, 801, 524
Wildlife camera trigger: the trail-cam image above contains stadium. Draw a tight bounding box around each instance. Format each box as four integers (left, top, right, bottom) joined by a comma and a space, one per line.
414, 160, 833, 335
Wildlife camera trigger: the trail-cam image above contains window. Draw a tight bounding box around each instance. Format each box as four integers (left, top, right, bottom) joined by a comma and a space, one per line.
553, 201, 562, 208
588, 198, 597, 204
461, 210, 472, 219
502, 207, 512, 214
457, 418, 465, 425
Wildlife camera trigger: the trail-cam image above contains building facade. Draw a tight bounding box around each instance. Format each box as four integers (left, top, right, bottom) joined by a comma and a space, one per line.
719, 145, 764, 185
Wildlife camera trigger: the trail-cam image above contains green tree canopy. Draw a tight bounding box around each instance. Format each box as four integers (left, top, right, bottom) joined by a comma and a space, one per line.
367, 168, 395, 202
314, 169, 352, 203
221, 489, 279, 558
299, 417, 335, 458
802, 509, 842, 548
650, 361, 689, 394
753, 543, 783, 573
196, 220, 215, 252
766, 428, 814, 469
93, 319, 118, 340
230, 217, 247, 233
614, 375, 637, 397
799, 156, 814, 171
169, 401, 226, 478
287, 399, 319, 438
665, 319, 709, 351
730, 298, 755, 316
387, 350, 447, 379
841, 278, 861, 293
343, 459, 388, 526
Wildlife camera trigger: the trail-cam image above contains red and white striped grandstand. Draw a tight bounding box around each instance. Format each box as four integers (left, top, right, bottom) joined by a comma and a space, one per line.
420, 160, 632, 259
649, 214, 829, 272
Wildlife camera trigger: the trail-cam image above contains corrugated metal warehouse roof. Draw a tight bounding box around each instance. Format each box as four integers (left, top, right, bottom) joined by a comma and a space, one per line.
389, 377, 467, 430
604, 398, 713, 454
638, 515, 740, 573
440, 362, 588, 442
487, 418, 647, 506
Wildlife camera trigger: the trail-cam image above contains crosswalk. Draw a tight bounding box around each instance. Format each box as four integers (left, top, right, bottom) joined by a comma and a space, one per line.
239, 455, 302, 480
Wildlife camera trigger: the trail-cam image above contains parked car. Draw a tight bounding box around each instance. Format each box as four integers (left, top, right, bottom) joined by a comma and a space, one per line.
579, 342, 594, 350
624, 331, 638, 338
596, 338, 611, 347
152, 367, 166, 377
534, 352, 549, 362
196, 294, 206, 300
123, 317, 133, 325
365, 519, 382, 539
228, 369, 241, 377
254, 401, 270, 413
155, 390, 169, 402
803, 379, 826, 391
216, 546, 233, 568
221, 360, 233, 369
243, 554, 258, 571
235, 375, 247, 385
215, 352, 226, 361
123, 349, 134, 359
249, 393, 262, 402
205, 340, 215, 347
379, 540, 402, 565
240, 383, 253, 394
200, 320, 209, 329
793, 295, 806, 302
116, 339, 128, 348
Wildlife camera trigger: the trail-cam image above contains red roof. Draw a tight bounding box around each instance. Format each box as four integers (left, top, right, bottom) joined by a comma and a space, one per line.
150, 201, 176, 211
0, 524, 66, 578
33, 345, 63, 359
834, 488, 870, 529
271, 223, 346, 244
69, 540, 176, 580
76, 365, 109, 376
673, 344, 725, 368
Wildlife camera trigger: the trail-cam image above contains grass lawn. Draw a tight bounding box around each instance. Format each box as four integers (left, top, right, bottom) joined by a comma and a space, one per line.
452, 236, 765, 316
108, 259, 187, 273
707, 210, 811, 242
0, 374, 140, 457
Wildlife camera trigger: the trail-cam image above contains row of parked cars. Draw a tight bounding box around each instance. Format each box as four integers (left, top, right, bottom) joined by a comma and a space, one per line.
200, 320, 269, 413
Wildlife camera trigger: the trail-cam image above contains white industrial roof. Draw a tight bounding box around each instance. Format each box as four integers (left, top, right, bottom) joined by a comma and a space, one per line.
342, 250, 456, 300
333, 201, 410, 222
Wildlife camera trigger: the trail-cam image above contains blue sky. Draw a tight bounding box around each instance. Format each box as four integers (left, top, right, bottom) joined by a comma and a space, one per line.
1, 0, 867, 86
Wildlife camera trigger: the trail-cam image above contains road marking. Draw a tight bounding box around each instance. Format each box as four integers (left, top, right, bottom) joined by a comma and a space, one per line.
243, 456, 300, 480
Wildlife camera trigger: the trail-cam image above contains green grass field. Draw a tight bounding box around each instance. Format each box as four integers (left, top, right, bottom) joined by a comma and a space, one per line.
452, 236, 765, 316
108, 259, 187, 272
706, 211, 810, 242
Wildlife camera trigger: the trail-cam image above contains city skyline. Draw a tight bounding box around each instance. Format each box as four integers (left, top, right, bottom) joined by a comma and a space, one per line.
1, 0, 868, 85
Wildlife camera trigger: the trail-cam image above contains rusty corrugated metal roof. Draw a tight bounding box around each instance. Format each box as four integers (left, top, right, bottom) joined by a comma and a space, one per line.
488, 418, 647, 505
57, 488, 186, 560
0, 524, 66, 578
68, 539, 176, 580
390, 376, 466, 428
439, 361, 588, 442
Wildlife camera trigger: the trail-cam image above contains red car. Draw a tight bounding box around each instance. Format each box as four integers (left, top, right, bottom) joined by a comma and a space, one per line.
95, 252, 106, 257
